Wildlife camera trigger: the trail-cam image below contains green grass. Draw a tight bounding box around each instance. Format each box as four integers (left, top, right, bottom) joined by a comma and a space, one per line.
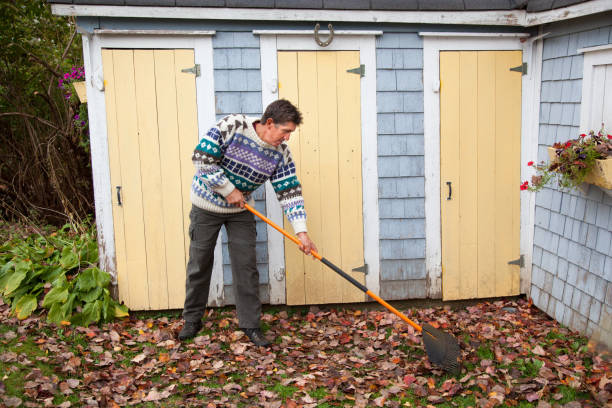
0, 323, 73, 405
203, 380, 223, 388
477, 344, 494, 360
261, 321, 271, 333
546, 330, 568, 342
429, 394, 477, 408
570, 338, 587, 352
118, 350, 140, 366
309, 387, 329, 399
385, 327, 393, 339
555, 385, 591, 404
131, 309, 182, 320
464, 361, 476, 371
269, 383, 298, 400
512, 358, 544, 378
229, 372, 247, 381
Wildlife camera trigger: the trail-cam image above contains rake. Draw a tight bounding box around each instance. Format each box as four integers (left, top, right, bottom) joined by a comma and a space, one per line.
244, 203, 462, 375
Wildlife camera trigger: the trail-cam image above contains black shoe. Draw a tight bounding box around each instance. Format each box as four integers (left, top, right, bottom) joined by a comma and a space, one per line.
242, 328, 271, 347
178, 320, 202, 341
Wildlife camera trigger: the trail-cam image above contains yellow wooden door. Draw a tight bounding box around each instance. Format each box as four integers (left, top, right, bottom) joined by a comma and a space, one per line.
102, 49, 198, 310
440, 50, 522, 300
278, 51, 366, 305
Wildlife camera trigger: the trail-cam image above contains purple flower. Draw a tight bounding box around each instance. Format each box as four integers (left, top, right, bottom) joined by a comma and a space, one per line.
74, 114, 80, 120
81, 121, 86, 126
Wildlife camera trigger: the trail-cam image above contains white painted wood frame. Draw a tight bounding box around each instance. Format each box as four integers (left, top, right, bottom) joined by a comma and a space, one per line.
82, 33, 222, 305
53, 0, 612, 27
257, 31, 380, 304
578, 44, 612, 132
420, 32, 540, 298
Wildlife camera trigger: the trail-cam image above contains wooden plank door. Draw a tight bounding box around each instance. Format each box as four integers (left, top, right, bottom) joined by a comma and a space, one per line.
277, 51, 366, 305
102, 49, 198, 310
440, 50, 522, 300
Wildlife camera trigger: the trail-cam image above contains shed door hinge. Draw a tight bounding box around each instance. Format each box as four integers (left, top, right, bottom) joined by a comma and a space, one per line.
181, 64, 201, 77
352, 263, 368, 274
509, 62, 527, 75
347, 64, 365, 78
508, 255, 524, 267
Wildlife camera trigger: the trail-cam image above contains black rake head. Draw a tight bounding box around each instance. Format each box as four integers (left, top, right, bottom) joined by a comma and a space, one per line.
421, 323, 462, 375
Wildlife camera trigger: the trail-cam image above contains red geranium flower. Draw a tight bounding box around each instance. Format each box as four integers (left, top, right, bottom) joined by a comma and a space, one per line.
520, 181, 529, 190
527, 161, 534, 166
565, 141, 572, 148
580, 133, 586, 138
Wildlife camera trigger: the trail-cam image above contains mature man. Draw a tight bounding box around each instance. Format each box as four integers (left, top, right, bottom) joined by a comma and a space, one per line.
179, 99, 317, 346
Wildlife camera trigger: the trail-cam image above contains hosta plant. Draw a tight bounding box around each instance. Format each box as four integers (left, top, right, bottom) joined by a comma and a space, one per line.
521, 128, 611, 192
0, 222, 128, 325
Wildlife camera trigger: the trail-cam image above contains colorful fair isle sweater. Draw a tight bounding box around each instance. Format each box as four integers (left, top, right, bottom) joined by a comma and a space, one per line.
191, 114, 307, 233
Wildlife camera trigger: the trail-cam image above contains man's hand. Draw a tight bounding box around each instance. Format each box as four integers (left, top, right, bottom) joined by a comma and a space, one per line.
296, 232, 318, 256
226, 188, 245, 208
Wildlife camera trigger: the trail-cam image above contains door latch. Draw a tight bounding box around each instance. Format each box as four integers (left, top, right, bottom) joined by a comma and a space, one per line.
181, 64, 201, 77
116, 186, 122, 206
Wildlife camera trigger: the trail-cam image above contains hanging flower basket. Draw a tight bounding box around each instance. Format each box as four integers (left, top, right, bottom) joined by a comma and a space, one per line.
72, 81, 87, 103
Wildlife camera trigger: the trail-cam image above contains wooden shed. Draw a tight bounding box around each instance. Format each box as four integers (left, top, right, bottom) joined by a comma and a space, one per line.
49, 0, 612, 312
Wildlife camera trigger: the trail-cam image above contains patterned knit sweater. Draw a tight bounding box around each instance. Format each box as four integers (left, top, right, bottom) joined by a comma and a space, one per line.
191, 114, 307, 233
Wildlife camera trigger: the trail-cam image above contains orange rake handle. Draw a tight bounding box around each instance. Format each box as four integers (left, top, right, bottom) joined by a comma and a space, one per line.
243, 203, 423, 333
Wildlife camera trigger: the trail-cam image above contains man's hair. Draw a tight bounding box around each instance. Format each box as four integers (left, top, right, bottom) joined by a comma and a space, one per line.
261, 99, 303, 126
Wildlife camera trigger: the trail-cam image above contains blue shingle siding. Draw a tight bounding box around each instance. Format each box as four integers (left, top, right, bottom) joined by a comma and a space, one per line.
213, 32, 262, 116
531, 19, 612, 348
376, 32, 425, 294
380, 279, 427, 300
211, 32, 269, 303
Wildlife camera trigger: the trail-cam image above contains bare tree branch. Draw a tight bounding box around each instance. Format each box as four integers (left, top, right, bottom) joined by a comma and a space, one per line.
48, 24, 78, 95
8, 43, 63, 78
0, 112, 60, 130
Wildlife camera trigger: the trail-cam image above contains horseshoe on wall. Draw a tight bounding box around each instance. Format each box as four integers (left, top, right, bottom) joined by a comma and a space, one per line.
314, 23, 334, 47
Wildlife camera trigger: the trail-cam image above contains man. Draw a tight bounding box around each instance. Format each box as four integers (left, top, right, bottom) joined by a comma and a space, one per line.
179, 99, 317, 346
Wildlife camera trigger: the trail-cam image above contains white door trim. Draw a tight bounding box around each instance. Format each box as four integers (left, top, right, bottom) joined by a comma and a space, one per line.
258, 32, 380, 304
84, 33, 222, 305
421, 33, 538, 298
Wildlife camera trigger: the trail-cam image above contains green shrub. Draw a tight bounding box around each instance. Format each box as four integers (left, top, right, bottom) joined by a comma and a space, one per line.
0, 221, 128, 326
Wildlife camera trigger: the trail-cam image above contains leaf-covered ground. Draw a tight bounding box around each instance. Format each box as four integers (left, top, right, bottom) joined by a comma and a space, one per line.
0, 297, 610, 407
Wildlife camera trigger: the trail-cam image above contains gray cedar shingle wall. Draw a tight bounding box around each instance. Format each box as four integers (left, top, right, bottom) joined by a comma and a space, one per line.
212, 32, 270, 304
531, 23, 612, 346
376, 33, 427, 300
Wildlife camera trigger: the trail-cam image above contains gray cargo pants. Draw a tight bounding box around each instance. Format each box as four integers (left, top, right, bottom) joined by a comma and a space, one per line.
183, 205, 261, 329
